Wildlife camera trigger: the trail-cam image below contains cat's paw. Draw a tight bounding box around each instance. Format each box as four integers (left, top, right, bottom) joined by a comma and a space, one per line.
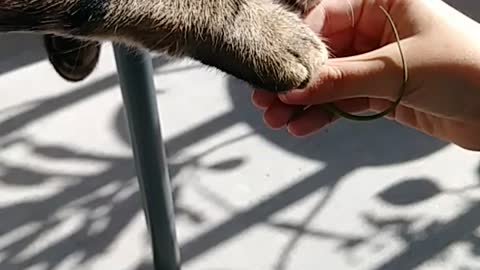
243, 6, 328, 92
44, 35, 101, 82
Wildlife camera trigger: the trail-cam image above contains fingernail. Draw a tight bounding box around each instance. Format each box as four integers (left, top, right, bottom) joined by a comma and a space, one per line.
280, 88, 305, 94
278, 93, 289, 103
279, 89, 304, 102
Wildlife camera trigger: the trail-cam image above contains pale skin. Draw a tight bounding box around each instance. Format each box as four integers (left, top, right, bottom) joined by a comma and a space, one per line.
251, 0, 480, 151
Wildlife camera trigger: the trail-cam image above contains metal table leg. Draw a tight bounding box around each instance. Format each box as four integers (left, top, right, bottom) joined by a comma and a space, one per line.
113, 45, 181, 270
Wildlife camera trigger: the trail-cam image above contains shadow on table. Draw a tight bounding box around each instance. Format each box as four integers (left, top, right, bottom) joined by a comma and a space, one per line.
1, 64, 468, 270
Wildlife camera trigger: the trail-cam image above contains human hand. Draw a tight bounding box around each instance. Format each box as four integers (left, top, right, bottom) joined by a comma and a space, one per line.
252, 0, 480, 151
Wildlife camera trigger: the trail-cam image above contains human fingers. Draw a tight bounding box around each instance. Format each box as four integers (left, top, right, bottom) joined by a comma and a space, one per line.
251, 89, 278, 109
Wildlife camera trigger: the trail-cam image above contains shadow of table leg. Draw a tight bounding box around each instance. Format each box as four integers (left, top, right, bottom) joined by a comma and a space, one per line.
113, 45, 181, 270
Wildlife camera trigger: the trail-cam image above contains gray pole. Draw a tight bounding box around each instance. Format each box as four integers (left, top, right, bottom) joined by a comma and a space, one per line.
113, 45, 181, 270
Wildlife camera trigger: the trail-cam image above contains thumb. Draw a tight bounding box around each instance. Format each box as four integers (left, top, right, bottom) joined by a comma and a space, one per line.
279, 44, 408, 105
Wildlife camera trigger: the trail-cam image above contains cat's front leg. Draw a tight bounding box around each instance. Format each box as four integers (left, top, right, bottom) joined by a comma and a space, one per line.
110, 0, 329, 92
0, 0, 328, 92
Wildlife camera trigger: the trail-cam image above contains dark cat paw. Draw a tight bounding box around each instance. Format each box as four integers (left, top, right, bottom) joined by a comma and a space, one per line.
43, 34, 101, 82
